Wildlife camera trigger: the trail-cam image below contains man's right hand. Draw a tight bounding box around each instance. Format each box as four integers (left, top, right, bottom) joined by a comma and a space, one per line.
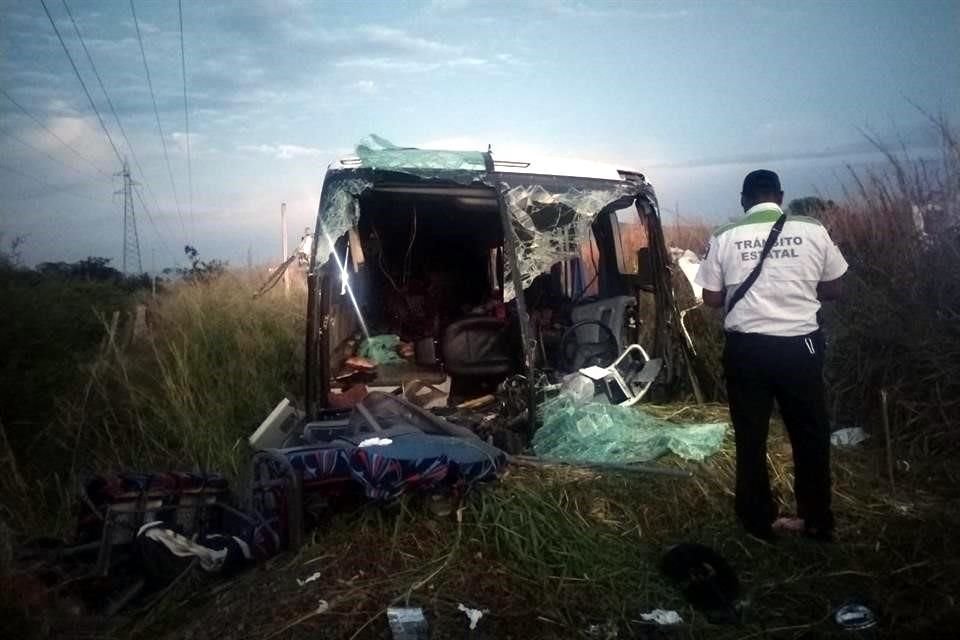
817, 277, 844, 301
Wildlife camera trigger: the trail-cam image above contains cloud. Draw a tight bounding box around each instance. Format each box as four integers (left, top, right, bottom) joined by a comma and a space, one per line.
170, 131, 205, 154
357, 25, 461, 55
348, 80, 378, 94
121, 18, 161, 35
650, 127, 943, 170
428, 0, 471, 11
239, 143, 333, 160
543, 1, 690, 20
21, 115, 116, 169
335, 56, 489, 73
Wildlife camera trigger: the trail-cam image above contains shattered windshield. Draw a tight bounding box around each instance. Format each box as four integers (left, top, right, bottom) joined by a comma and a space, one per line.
314, 136, 645, 301
497, 180, 641, 300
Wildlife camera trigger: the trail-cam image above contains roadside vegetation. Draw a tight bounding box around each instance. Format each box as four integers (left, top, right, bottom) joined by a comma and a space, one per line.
1, 120, 958, 638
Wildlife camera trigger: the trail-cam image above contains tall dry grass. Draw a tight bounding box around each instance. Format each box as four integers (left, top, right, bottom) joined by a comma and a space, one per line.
669, 118, 960, 451
0, 270, 307, 538
65, 270, 307, 474
821, 118, 960, 453
612, 120, 960, 431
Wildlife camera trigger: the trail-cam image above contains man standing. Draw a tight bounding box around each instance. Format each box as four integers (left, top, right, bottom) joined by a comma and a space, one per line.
695, 170, 848, 541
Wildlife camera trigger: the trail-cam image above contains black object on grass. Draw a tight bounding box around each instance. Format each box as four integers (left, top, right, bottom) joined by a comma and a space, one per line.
660, 543, 740, 624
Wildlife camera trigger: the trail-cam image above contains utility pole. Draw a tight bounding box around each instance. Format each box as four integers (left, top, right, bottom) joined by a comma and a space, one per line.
116, 158, 143, 274
280, 201, 289, 294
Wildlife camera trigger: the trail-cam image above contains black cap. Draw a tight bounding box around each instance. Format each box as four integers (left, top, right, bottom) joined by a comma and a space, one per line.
742, 169, 782, 196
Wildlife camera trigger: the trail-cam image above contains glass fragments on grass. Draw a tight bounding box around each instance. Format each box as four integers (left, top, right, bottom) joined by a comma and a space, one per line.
533, 394, 727, 463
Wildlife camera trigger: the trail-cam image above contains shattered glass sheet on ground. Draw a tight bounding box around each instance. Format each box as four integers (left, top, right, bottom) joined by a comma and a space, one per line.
498, 181, 639, 301
533, 395, 727, 463
356, 134, 487, 174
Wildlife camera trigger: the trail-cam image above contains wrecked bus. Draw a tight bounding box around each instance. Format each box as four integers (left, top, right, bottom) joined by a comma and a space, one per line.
304, 139, 699, 433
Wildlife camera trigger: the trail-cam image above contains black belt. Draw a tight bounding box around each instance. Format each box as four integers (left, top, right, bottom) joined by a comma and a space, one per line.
725, 329, 822, 342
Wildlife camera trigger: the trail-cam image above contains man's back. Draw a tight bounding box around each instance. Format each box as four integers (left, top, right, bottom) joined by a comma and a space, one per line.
696, 202, 847, 336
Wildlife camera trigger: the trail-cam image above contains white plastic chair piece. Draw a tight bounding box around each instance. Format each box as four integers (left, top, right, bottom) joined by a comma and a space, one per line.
579, 343, 657, 407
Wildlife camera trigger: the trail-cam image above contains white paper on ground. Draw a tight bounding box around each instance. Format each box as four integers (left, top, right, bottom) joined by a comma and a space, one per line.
640, 609, 683, 625
457, 603, 485, 630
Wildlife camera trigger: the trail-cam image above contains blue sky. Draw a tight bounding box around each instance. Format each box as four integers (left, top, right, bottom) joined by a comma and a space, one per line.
1, 0, 958, 269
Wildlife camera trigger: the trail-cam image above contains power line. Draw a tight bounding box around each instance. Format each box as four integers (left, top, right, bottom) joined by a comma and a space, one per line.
130, 0, 187, 245
0, 88, 110, 177
0, 125, 97, 178
59, 3, 145, 189
178, 0, 194, 239
59, 0, 175, 259
39, 0, 123, 168
7, 181, 105, 204
0, 162, 117, 206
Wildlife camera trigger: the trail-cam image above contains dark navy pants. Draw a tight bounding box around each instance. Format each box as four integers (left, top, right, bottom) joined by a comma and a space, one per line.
723, 330, 834, 535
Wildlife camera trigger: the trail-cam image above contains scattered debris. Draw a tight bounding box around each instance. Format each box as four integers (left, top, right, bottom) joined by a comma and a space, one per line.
403, 379, 449, 409
398, 340, 416, 359
387, 606, 429, 640
457, 394, 497, 411
639, 609, 683, 625
358, 437, 394, 447
12, 472, 268, 621
833, 601, 878, 630
457, 603, 485, 630
585, 620, 619, 639
576, 344, 660, 406
328, 384, 370, 409
661, 543, 740, 624
345, 356, 377, 373
296, 571, 323, 587
138, 523, 252, 574
250, 393, 508, 550
831, 426, 870, 447
249, 398, 300, 449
